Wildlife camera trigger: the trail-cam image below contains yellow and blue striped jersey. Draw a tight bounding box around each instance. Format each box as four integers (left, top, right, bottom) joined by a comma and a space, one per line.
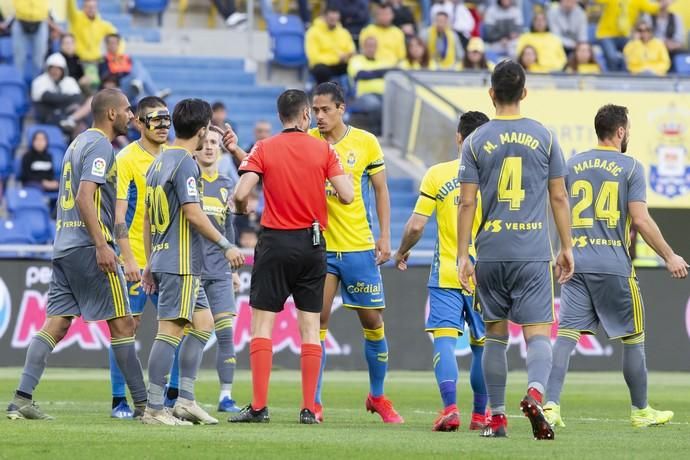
116, 141, 159, 268
309, 126, 385, 252
413, 159, 482, 289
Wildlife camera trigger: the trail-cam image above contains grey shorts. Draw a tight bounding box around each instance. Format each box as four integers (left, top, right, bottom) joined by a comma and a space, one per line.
47, 246, 130, 321
154, 273, 210, 322
475, 261, 554, 325
559, 273, 644, 339
202, 277, 236, 317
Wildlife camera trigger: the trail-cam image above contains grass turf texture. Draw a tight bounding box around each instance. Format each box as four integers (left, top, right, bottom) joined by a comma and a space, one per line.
1, 369, 689, 459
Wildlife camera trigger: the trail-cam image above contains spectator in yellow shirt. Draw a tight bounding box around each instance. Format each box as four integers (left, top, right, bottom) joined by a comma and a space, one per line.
399, 36, 439, 70
305, 7, 356, 85
359, 3, 406, 63
421, 11, 463, 69
624, 20, 672, 75
595, 0, 660, 70
516, 12, 567, 72
517, 45, 550, 73
11, 0, 52, 78
67, 0, 117, 62
347, 36, 395, 135
564, 42, 603, 73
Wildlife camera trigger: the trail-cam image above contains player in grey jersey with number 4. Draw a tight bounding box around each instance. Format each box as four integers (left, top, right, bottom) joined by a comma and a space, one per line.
457, 60, 574, 441
544, 104, 688, 429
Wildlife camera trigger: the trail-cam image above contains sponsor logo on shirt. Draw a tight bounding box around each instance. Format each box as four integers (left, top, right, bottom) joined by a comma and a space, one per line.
91, 158, 106, 177
187, 177, 198, 197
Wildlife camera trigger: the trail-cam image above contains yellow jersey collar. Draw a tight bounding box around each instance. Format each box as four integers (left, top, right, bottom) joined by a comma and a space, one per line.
202, 171, 218, 182
87, 127, 108, 138
594, 145, 620, 152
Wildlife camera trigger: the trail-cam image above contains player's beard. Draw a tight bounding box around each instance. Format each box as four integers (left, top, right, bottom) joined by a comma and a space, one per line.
114, 114, 129, 137
621, 132, 629, 153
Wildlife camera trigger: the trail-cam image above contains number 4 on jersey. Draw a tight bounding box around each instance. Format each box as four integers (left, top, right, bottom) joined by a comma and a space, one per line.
498, 157, 525, 210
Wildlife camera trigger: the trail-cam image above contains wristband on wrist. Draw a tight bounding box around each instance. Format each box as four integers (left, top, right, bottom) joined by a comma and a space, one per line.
217, 236, 235, 251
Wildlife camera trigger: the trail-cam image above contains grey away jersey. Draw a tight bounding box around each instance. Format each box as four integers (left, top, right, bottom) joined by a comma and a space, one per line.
460, 117, 566, 262
54, 129, 117, 259
200, 173, 235, 280
146, 147, 203, 275
567, 148, 646, 277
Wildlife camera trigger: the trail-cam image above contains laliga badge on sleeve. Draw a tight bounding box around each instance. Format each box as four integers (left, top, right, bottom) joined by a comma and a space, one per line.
92, 158, 106, 177
187, 177, 198, 197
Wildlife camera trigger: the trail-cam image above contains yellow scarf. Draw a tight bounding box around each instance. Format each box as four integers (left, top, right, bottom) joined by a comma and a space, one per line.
427, 26, 457, 69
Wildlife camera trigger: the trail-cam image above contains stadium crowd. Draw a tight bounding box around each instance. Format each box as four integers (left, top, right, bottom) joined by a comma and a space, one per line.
1, 0, 689, 248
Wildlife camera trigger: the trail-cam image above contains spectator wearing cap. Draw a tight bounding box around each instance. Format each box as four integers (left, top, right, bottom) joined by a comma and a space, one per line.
483, 0, 523, 57
67, 0, 117, 62
31, 53, 83, 126
547, 0, 588, 55
516, 11, 567, 72
595, 0, 660, 71
421, 11, 463, 69
624, 19, 672, 75
653, 0, 686, 59
359, 3, 407, 63
327, 0, 371, 45
306, 7, 356, 85
11, 0, 51, 78
459, 37, 494, 70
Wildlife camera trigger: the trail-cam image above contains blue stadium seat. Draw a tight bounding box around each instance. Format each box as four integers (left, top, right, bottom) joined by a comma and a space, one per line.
6, 186, 48, 211
0, 65, 28, 115
27, 124, 67, 150
13, 153, 22, 180
265, 14, 308, 79
674, 54, 690, 75
0, 218, 36, 245
133, 0, 169, 26
0, 37, 12, 64
50, 147, 64, 177
0, 109, 19, 147
0, 141, 11, 179
14, 208, 52, 243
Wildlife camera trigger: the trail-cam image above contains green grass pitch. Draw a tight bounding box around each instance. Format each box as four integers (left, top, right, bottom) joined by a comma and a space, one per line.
1, 369, 689, 459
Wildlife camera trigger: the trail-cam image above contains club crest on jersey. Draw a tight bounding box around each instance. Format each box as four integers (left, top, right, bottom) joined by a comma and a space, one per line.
91, 158, 106, 177
186, 177, 198, 197
648, 110, 690, 199
347, 151, 356, 168
220, 187, 228, 203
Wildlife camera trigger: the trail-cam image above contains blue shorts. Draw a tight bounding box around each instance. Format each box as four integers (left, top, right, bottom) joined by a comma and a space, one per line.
327, 250, 385, 309
127, 278, 158, 316
427, 287, 485, 342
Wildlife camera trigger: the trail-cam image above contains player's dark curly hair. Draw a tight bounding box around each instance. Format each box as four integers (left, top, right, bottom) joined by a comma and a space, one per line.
594, 104, 628, 141
172, 98, 212, 139
457, 111, 489, 139
313, 82, 345, 107
490, 60, 525, 105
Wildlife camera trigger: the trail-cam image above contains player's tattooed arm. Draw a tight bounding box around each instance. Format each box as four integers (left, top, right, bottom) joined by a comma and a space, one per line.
114, 223, 128, 240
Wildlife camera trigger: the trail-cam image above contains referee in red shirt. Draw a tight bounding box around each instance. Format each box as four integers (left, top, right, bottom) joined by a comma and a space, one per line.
230, 89, 354, 425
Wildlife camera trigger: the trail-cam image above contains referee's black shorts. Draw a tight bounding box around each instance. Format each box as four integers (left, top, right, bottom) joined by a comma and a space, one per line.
250, 227, 326, 313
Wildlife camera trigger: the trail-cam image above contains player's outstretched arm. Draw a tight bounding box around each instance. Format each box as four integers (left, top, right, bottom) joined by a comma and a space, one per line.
328, 174, 354, 204
629, 201, 689, 279
76, 180, 118, 273
394, 213, 429, 271
371, 171, 391, 265
457, 182, 479, 292
233, 171, 261, 213
114, 199, 141, 282
548, 177, 574, 284
217, 123, 248, 162
182, 202, 244, 269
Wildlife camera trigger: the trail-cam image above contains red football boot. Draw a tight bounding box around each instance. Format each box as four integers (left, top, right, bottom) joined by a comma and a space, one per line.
480, 413, 508, 438
365, 394, 404, 424
432, 405, 460, 432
